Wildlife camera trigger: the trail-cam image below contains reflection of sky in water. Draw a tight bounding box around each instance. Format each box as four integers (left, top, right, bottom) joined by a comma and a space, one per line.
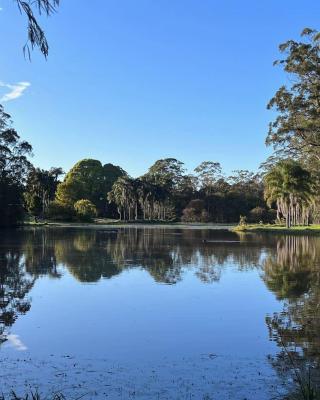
4, 267, 280, 360
6, 334, 27, 351
0, 228, 319, 398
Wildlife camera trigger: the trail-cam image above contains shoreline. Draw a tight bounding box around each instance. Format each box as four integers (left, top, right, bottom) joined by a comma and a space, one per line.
233, 224, 320, 234
21, 221, 237, 230
10, 221, 320, 234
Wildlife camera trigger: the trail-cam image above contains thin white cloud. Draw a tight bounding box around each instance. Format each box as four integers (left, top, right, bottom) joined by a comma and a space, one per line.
0, 81, 31, 102
6, 334, 28, 351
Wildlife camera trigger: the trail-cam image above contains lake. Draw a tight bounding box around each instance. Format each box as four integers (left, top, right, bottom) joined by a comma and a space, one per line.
0, 227, 319, 399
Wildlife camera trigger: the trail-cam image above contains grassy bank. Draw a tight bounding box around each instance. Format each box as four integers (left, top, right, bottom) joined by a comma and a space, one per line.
233, 224, 320, 234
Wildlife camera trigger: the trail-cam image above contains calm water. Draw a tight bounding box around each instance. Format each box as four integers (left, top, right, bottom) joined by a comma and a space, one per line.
1, 227, 320, 399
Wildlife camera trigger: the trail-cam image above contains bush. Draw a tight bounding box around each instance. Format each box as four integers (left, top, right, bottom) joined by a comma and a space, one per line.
266, 209, 277, 223
46, 201, 75, 221
181, 199, 209, 222
74, 199, 97, 222
248, 207, 277, 223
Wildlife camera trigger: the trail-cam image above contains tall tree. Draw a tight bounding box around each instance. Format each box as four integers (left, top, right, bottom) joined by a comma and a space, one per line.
55, 159, 125, 216
194, 161, 222, 191
108, 176, 138, 220
266, 28, 320, 163
145, 158, 185, 191
24, 167, 63, 217
0, 106, 32, 226
143, 158, 185, 220
264, 160, 314, 227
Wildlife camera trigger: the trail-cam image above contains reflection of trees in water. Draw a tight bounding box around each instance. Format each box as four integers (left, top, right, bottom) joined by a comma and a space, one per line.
263, 236, 316, 300
0, 235, 35, 344
55, 231, 121, 282
101, 228, 265, 284
3, 226, 320, 392
0, 228, 267, 289
262, 235, 320, 395
23, 229, 61, 278
105, 229, 184, 284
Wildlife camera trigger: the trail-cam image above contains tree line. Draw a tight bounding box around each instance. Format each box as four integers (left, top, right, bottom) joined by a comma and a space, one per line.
1, 28, 320, 227
0, 139, 272, 225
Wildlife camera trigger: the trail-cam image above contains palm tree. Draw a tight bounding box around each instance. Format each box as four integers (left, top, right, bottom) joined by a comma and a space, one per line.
108, 176, 139, 221
108, 178, 125, 220
264, 160, 314, 228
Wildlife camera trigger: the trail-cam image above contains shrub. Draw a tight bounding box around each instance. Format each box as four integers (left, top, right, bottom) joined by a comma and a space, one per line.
46, 201, 75, 221
248, 207, 277, 223
74, 199, 97, 222
181, 199, 209, 222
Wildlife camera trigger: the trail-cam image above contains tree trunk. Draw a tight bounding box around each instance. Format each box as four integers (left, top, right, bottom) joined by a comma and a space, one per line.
286, 212, 290, 228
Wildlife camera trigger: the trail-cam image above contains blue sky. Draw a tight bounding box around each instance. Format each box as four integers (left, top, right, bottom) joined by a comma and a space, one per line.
0, 0, 320, 177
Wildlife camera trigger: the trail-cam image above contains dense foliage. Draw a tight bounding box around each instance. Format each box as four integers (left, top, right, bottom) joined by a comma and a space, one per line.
264, 160, 314, 227
54, 159, 125, 218
0, 119, 270, 224
263, 28, 320, 227
266, 28, 320, 164
0, 106, 32, 226
74, 199, 97, 222
24, 167, 63, 218
2, 28, 320, 227
106, 159, 268, 223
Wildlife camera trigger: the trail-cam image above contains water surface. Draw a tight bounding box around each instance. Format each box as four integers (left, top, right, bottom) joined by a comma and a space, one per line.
1, 227, 319, 399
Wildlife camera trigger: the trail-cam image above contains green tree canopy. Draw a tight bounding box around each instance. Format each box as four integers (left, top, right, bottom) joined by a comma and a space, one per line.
74, 199, 97, 221
194, 161, 222, 190
24, 167, 63, 217
267, 28, 320, 163
0, 105, 32, 226
264, 160, 314, 227
107, 176, 139, 220
145, 158, 185, 190
56, 159, 125, 216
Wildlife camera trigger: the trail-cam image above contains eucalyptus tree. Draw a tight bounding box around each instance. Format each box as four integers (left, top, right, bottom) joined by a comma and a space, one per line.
108, 176, 139, 220
24, 167, 63, 217
14, 0, 60, 58
174, 174, 197, 217
267, 28, 320, 165
104, 163, 126, 193
264, 160, 314, 227
136, 178, 154, 220
0, 106, 32, 226
143, 158, 185, 220
194, 161, 222, 192
146, 158, 186, 190
108, 173, 178, 222
228, 170, 260, 187
135, 178, 170, 220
